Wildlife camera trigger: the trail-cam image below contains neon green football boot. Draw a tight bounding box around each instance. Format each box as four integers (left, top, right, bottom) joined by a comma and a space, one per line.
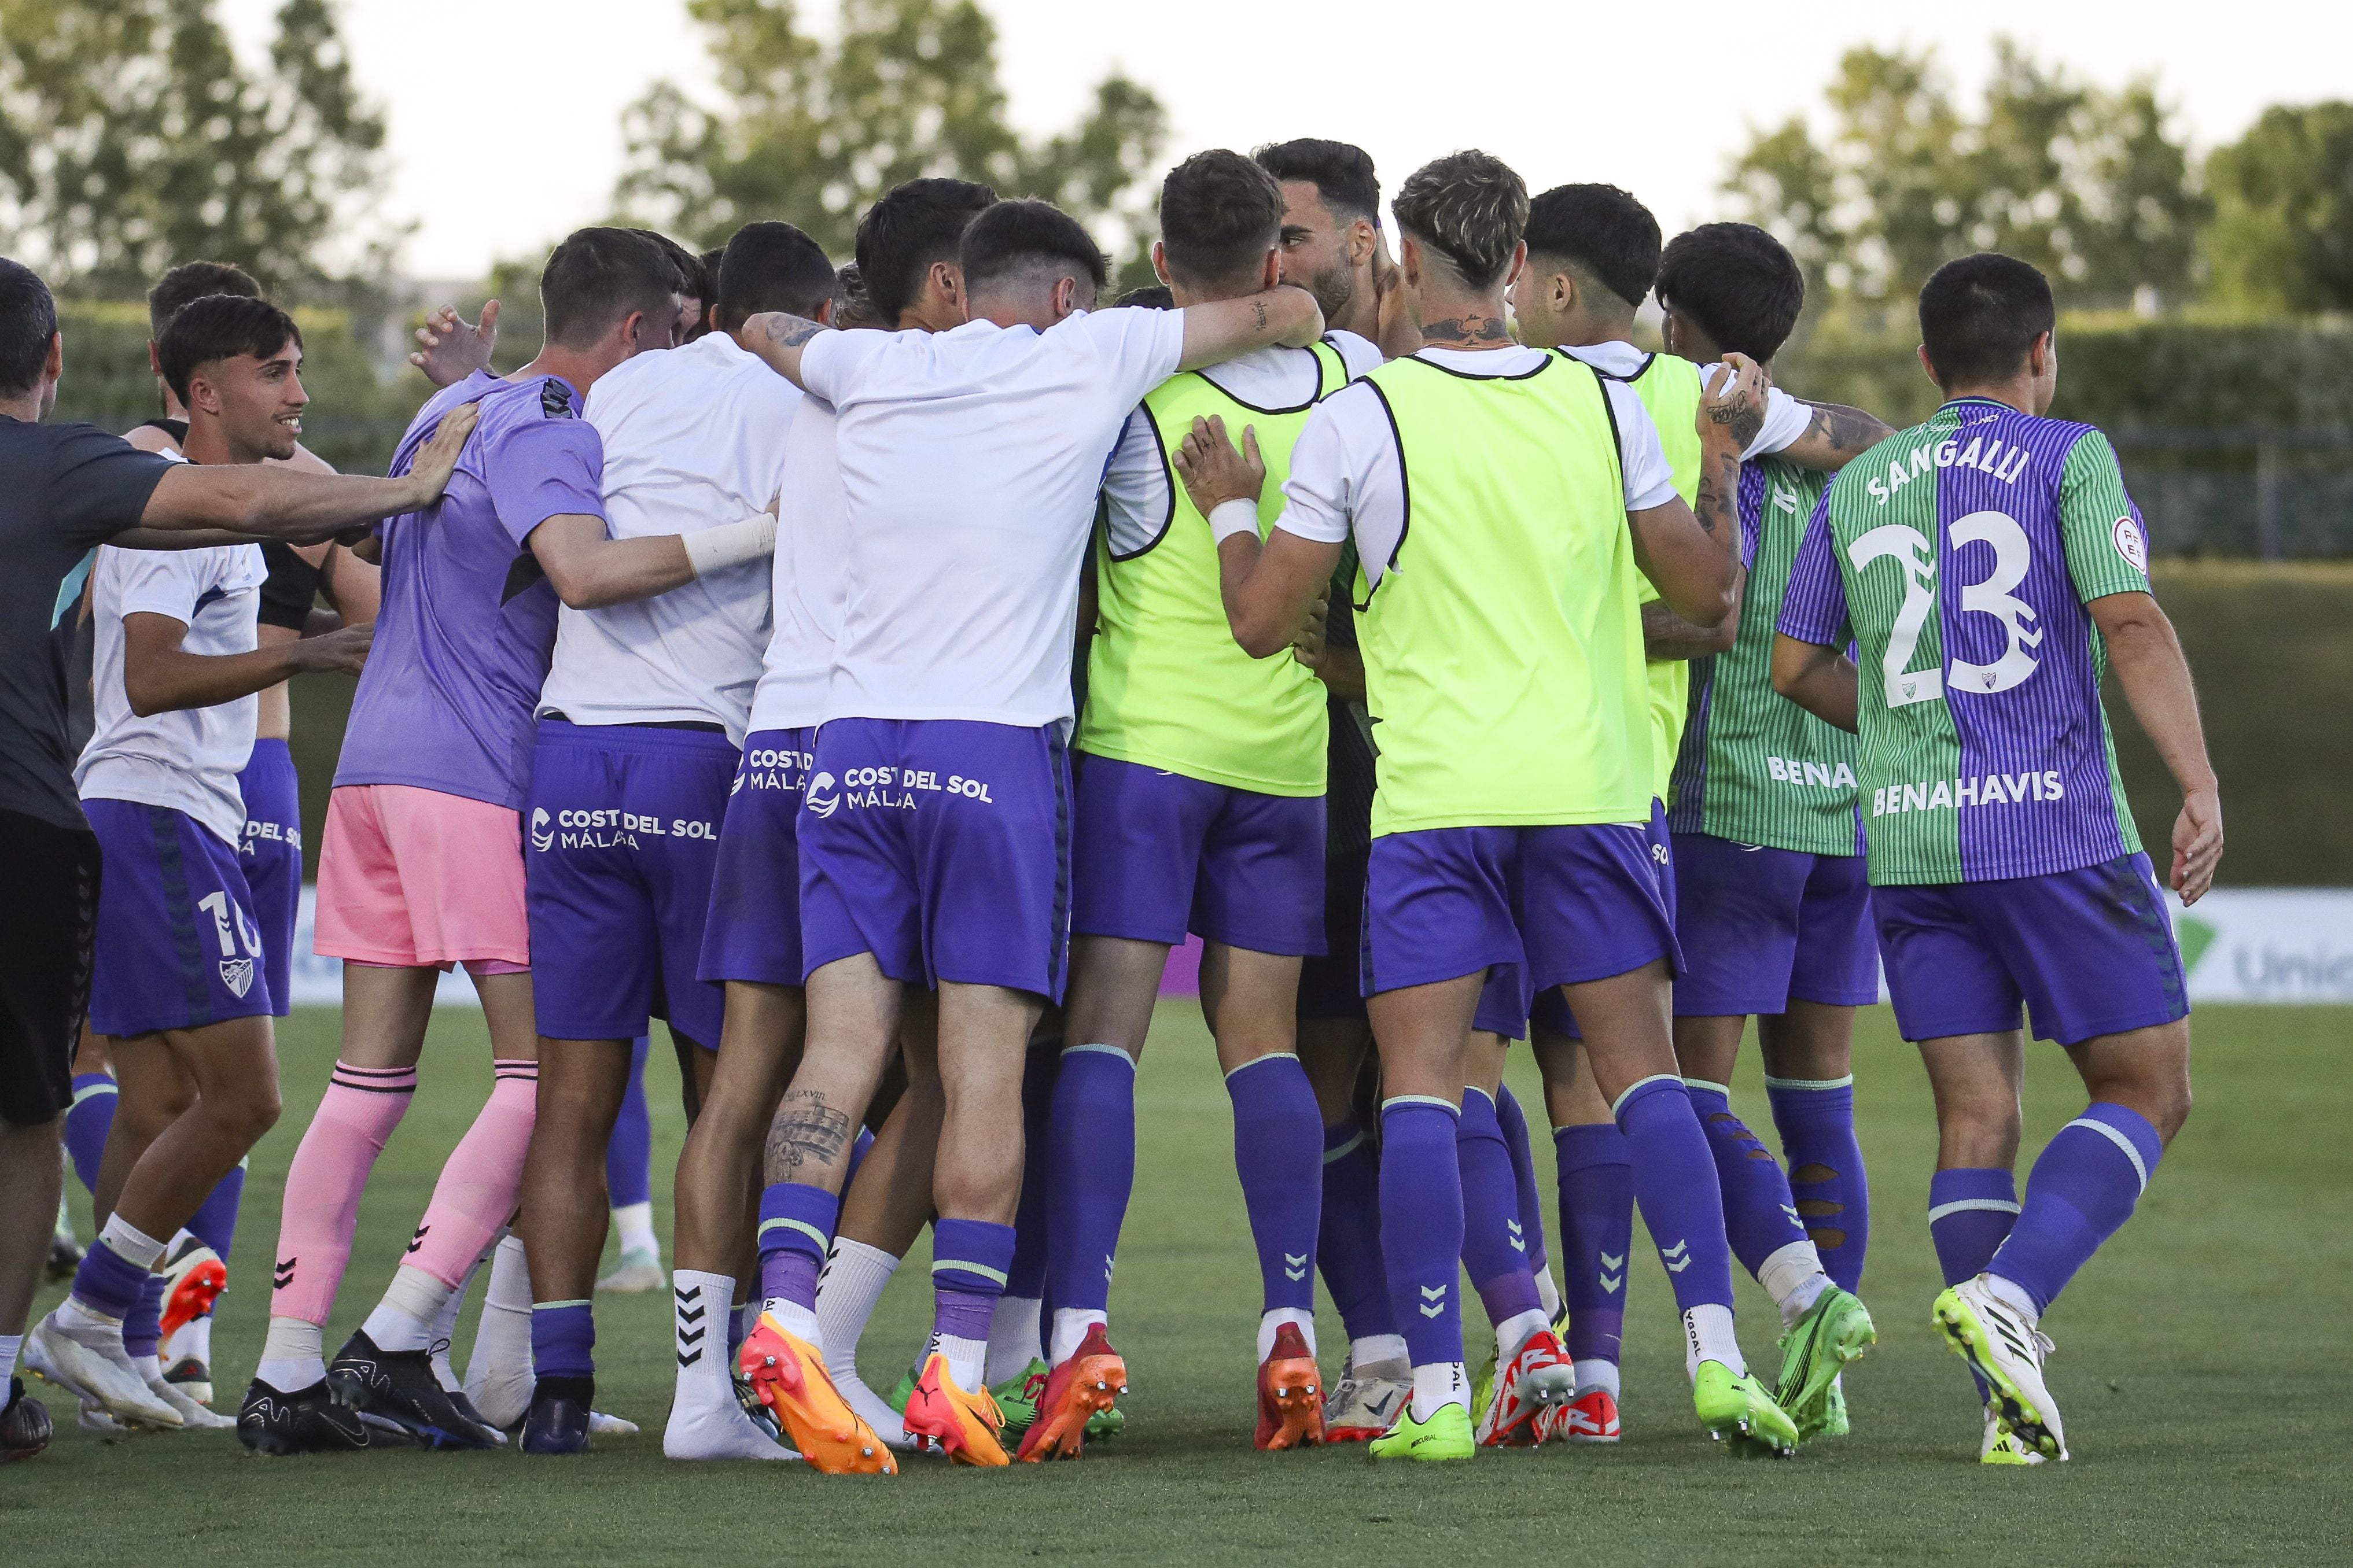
1467, 1340, 1498, 1435
1368, 1401, 1474, 1462
886, 1360, 919, 1416
1692, 1360, 1798, 1458
1774, 1285, 1876, 1441
990, 1357, 1048, 1446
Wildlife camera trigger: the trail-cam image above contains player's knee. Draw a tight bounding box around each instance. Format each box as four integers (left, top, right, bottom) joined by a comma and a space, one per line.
218, 1080, 282, 1143
1939, 1097, 2022, 1168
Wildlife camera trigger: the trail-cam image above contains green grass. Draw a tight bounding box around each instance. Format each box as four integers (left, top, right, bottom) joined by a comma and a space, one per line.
11, 1003, 2352, 1565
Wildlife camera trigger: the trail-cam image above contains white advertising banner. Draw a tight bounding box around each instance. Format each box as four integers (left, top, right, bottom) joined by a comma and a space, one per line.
286, 885, 2353, 1009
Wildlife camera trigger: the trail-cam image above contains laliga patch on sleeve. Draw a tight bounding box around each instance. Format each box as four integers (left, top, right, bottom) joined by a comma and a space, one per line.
2112, 515, 2148, 574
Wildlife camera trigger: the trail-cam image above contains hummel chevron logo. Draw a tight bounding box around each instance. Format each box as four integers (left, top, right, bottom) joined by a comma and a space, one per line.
1418, 1283, 1447, 1319
1284, 1252, 1308, 1282
1661, 1239, 1693, 1274
677, 1348, 702, 1367
1600, 1271, 1624, 1294
406, 1224, 430, 1255
676, 1283, 701, 1303
274, 1257, 296, 1289
1507, 1219, 1526, 1253
1780, 1204, 1802, 1226
1601, 1252, 1624, 1270
679, 1327, 705, 1346
678, 1304, 706, 1325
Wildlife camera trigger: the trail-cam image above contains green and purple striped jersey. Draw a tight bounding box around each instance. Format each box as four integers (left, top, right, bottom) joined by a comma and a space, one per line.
1669, 458, 1861, 855
1778, 398, 2153, 886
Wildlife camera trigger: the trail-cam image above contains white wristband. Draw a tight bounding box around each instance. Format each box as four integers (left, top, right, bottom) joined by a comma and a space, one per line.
1207, 498, 1262, 545
682, 514, 778, 578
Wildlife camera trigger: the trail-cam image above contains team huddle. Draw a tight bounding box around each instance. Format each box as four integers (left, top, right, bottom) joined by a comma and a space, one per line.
0, 135, 2223, 1473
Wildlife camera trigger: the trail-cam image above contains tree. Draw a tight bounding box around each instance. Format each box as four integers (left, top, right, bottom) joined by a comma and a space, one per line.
2205, 102, 2353, 315
617, 0, 1166, 262
1724, 42, 2205, 324
0, 0, 392, 298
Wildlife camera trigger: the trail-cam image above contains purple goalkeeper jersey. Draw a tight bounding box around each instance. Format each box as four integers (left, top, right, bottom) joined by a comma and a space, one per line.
334, 372, 604, 810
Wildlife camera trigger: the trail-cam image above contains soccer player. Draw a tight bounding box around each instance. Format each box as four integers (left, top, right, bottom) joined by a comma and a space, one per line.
1041, 149, 1380, 1457
1508, 197, 1893, 1440
730, 196, 1320, 1469
513, 219, 823, 1455
239, 228, 691, 1453
1176, 149, 1798, 1461
0, 256, 477, 1458
1773, 252, 2216, 1464
29, 296, 377, 1436
1253, 138, 1405, 352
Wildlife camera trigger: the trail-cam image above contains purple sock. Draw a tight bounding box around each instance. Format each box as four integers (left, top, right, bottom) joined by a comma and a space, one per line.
1043, 1045, 1136, 1316
1614, 1076, 1737, 1314
1458, 1089, 1542, 1326
1767, 1075, 1869, 1292
64, 1073, 116, 1195
1929, 1167, 2019, 1404
754, 1182, 838, 1309
1494, 1085, 1550, 1276
1225, 1054, 1323, 1315
1989, 1103, 2163, 1315
603, 1034, 654, 1209
531, 1301, 595, 1380
71, 1231, 151, 1321
124, 1275, 165, 1361
1685, 1080, 1811, 1281
1317, 1119, 1396, 1343
1555, 1124, 1633, 1364
187, 1163, 245, 1263
1378, 1097, 1464, 1368
1006, 1037, 1059, 1301
845, 1126, 875, 1188
931, 1217, 1017, 1342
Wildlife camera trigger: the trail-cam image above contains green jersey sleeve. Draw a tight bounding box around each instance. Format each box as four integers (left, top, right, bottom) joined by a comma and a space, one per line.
2058, 430, 2154, 606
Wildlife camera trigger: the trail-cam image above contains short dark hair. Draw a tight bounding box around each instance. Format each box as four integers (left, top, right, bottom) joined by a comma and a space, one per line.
1114, 283, 1174, 311
1391, 150, 1527, 292
959, 198, 1108, 301
715, 222, 837, 328
0, 258, 58, 396
831, 264, 885, 330
635, 230, 708, 305
1525, 185, 1659, 311
148, 261, 261, 340
1158, 150, 1285, 292
156, 293, 303, 403
540, 227, 686, 349
855, 178, 997, 327
1253, 139, 1380, 223
1918, 252, 2056, 388
1656, 223, 1806, 362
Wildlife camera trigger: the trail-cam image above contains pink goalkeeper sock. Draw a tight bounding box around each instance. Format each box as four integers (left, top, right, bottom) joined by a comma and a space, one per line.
269, 1062, 418, 1325
401, 1060, 540, 1288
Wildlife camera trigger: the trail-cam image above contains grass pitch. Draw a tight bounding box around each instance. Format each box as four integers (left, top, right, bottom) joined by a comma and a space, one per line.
9, 1002, 2350, 1565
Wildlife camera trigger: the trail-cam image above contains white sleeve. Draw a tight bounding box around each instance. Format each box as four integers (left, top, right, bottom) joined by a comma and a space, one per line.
1743, 383, 1814, 459
104, 544, 212, 625
1275, 386, 1406, 585
1100, 408, 1173, 558
797, 329, 877, 406
1091, 307, 1188, 408
1325, 329, 1387, 380
1604, 380, 1680, 511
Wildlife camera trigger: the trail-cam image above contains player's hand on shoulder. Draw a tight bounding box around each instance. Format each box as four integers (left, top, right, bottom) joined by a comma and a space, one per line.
410, 300, 499, 388
404, 402, 481, 501
1701, 353, 1767, 451
1173, 415, 1265, 514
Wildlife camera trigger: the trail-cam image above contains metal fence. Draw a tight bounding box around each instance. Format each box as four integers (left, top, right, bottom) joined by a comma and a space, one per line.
2097, 430, 2350, 559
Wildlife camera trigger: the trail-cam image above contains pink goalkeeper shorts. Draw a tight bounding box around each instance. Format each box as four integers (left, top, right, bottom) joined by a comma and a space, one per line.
314, 784, 530, 972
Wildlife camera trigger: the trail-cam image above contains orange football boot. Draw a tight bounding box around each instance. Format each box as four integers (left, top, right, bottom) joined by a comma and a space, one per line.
1016, 1323, 1126, 1462
737, 1312, 897, 1474
159, 1246, 226, 1341
901, 1352, 1008, 1466
1253, 1323, 1324, 1451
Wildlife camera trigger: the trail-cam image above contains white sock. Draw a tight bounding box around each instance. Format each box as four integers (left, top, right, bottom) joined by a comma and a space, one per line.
56, 1295, 120, 1334
134, 1352, 162, 1384
1256, 1307, 1315, 1364
97, 1214, 167, 1272
0, 1333, 20, 1385
612, 1201, 658, 1260
930, 1331, 987, 1393
815, 1238, 899, 1388
760, 1297, 820, 1345
1495, 1306, 1549, 1364
363, 1263, 457, 1353
1681, 1303, 1746, 1380
465, 1233, 533, 1403
1757, 1239, 1830, 1329
429, 1253, 484, 1391
670, 1269, 734, 1409
258, 1315, 326, 1390
163, 1313, 214, 1369
1351, 1334, 1409, 1376
1573, 1357, 1621, 1399
985, 1296, 1043, 1384
1050, 1306, 1106, 1366
1409, 1360, 1469, 1422
1982, 1271, 2041, 1325
1534, 1264, 1563, 1322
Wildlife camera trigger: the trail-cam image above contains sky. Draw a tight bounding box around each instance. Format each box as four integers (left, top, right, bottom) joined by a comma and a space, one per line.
222, 0, 2353, 281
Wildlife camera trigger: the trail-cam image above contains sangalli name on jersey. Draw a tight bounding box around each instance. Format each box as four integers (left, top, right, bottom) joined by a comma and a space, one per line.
1871, 770, 2065, 818
1863, 433, 2031, 505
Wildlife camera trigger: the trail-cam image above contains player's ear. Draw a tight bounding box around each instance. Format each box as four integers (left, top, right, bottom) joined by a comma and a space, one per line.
1260, 246, 1280, 294
1916, 342, 1943, 390
1151, 240, 1172, 288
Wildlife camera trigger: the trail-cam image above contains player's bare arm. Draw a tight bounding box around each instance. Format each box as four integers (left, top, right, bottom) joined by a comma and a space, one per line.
738, 311, 833, 389
120, 611, 371, 716
2088, 589, 2223, 903
525, 510, 776, 612
131, 403, 481, 543
1778, 401, 1895, 471
1176, 285, 1325, 372
1644, 567, 1747, 660
1623, 369, 1746, 630
1173, 414, 1340, 658
1770, 633, 1860, 733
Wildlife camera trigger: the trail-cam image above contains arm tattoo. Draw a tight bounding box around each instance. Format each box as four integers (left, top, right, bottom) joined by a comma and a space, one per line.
764, 313, 828, 349
764, 1089, 852, 1180
1417, 315, 1512, 345
1250, 298, 1268, 331
1804, 402, 1890, 459
1707, 397, 1766, 452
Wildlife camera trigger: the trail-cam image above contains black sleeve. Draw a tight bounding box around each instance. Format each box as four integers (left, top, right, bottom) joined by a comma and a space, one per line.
44, 423, 175, 547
